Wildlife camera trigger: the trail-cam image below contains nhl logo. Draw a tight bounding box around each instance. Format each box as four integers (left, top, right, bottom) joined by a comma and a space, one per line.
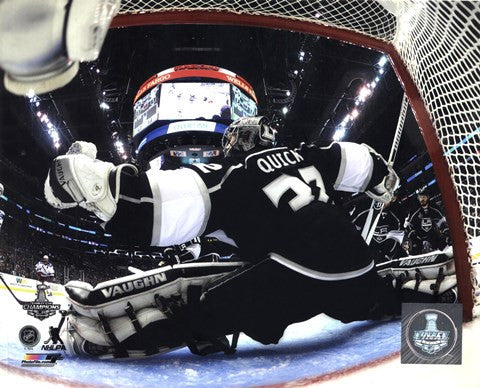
19, 325, 40, 347
402, 304, 461, 364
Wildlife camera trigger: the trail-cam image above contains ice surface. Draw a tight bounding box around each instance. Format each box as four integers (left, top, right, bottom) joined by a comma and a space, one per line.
0, 281, 401, 387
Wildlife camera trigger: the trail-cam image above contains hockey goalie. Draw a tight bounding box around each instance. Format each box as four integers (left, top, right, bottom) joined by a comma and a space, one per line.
44, 118, 457, 359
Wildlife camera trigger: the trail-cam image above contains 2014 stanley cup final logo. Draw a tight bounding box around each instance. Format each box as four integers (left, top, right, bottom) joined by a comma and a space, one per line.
0, 275, 60, 321
412, 313, 450, 354
401, 304, 462, 364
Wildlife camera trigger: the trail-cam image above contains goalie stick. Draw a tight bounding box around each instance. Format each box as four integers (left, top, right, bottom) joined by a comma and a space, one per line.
361, 93, 409, 245
0, 273, 31, 306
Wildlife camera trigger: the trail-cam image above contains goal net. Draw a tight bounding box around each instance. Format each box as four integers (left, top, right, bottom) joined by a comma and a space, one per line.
113, 0, 480, 320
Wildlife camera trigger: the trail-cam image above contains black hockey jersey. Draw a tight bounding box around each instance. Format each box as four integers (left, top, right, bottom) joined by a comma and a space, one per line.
109, 142, 389, 276
406, 205, 449, 252
353, 206, 403, 261
185, 142, 388, 274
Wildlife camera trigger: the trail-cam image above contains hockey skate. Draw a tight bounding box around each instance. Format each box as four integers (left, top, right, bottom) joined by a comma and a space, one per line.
44, 141, 137, 221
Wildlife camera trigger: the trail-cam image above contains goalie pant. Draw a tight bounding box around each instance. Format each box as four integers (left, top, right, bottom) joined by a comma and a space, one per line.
99, 143, 436, 346
173, 213, 442, 346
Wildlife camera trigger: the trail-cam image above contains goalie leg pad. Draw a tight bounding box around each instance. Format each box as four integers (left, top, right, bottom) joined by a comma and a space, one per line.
58, 261, 247, 359
65, 262, 246, 319
376, 248, 455, 280
401, 274, 457, 303
61, 307, 186, 358
66, 308, 168, 348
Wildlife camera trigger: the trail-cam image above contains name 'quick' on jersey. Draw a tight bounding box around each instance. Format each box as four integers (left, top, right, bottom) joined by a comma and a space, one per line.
186, 142, 387, 261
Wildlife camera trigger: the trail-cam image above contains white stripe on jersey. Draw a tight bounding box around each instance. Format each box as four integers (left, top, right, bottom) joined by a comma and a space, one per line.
269, 252, 374, 281
206, 229, 239, 248
118, 195, 154, 204
146, 168, 210, 246
208, 163, 243, 193
334, 142, 373, 192
244, 147, 289, 165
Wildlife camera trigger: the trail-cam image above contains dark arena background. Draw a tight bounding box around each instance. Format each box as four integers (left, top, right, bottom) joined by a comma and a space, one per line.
0, 1, 478, 387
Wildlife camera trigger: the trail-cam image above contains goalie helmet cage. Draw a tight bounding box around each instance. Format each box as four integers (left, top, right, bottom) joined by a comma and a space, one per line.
112, 0, 480, 321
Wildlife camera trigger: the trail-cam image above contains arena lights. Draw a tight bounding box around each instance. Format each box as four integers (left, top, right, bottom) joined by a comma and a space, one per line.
331, 52, 388, 142
99, 101, 110, 110
28, 223, 105, 247
358, 85, 372, 102
282, 106, 289, 115
35, 109, 61, 149
333, 128, 346, 141
27, 92, 63, 148
28, 93, 40, 107
378, 55, 388, 67
114, 139, 128, 160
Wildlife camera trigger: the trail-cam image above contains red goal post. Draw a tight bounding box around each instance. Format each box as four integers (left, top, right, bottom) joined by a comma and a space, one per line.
112, 0, 480, 321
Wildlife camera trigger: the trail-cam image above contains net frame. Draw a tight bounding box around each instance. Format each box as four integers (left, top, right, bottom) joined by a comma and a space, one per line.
112, 0, 479, 321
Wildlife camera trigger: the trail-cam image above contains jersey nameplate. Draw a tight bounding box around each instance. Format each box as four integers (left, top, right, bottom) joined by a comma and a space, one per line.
255, 150, 304, 173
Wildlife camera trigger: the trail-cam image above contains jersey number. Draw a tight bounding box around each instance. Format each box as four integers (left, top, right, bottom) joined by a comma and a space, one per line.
262, 166, 329, 211
194, 163, 223, 173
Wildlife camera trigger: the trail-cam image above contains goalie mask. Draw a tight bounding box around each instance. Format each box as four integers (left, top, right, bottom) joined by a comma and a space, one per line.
222, 116, 277, 157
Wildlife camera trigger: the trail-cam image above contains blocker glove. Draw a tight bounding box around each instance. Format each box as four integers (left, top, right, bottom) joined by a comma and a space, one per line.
363, 144, 399, 204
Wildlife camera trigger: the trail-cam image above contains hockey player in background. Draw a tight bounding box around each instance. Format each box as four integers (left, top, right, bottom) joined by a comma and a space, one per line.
352, 197, 404, 263
403, 189, 450, 254
35, 254, 55, 283
43, 118, 456, 359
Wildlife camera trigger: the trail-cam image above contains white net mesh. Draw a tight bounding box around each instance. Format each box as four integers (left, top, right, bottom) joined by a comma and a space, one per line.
118, 0, 397, 41
393, 1, 480, 317
117, 0, 480, 317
